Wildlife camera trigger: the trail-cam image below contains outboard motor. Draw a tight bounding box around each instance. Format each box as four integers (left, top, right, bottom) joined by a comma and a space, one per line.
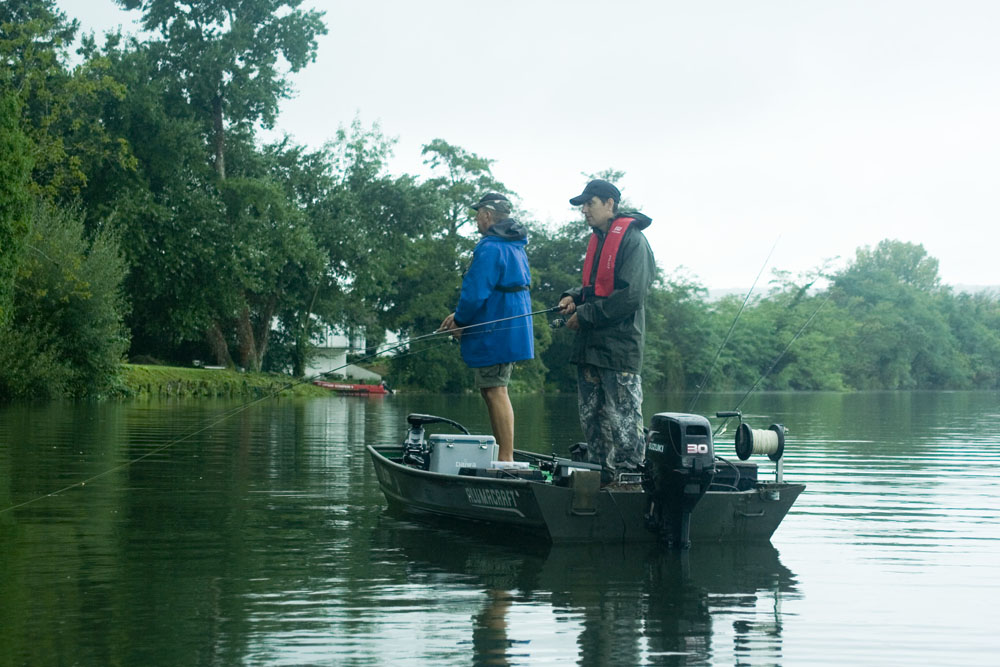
643, 413, 716, 548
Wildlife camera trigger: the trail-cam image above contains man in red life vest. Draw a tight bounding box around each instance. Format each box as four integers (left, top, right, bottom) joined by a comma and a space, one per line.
558, 179, 655, 483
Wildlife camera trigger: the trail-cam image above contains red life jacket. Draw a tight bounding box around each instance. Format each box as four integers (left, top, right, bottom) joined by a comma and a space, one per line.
582, 217, 635, 298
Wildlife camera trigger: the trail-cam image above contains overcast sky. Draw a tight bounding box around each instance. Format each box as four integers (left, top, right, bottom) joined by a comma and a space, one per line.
65, 0, 999, 291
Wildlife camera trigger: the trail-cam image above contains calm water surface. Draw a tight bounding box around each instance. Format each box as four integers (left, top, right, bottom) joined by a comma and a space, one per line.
1, 391, 998, 666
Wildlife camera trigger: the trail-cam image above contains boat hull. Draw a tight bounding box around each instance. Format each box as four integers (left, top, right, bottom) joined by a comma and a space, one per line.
368, 445, 804, 544
314, 380, 388, 395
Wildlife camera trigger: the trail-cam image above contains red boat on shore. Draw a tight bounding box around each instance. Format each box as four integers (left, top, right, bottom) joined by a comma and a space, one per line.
313, 380, 390, 395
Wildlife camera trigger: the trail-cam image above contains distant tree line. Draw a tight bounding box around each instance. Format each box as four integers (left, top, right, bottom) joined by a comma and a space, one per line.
2, 0, 1000, 400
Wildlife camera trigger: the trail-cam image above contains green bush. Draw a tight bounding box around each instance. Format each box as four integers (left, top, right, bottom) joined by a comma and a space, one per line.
0, 201, 129, 399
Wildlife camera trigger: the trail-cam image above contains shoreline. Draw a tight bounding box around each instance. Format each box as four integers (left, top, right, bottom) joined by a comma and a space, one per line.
117, 364, 334, 399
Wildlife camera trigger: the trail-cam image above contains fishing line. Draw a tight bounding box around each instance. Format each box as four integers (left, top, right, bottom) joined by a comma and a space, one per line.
0, 337, 465, 516
688, 237, 779, 412
0, 306, 558, 515
315, 305, 557, 378
714, 291, 833, 437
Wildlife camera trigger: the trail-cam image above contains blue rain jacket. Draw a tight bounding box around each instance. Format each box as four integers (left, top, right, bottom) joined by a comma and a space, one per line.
453, 219, 535, 368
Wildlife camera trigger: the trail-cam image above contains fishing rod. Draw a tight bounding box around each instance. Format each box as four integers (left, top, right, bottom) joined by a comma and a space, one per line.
0, 305, 560, 516
329, 304, 562, 377
688, 238, 779, 412
713, 290, 833, 438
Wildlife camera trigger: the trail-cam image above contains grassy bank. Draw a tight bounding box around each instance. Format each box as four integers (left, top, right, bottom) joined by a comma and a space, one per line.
119, 364, 331, 399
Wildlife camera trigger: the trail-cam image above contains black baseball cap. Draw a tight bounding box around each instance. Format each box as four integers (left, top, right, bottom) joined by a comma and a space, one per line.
569, 179, 621, 206
470, 192, 512, 214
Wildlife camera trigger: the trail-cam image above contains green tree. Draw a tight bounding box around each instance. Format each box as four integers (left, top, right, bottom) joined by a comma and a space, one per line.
107, 0, 327, 368
524, 218, 589, 391
116, 0, 327, 180
421, 139, 510, 237
218, 173, 325, 371
643, 272, 715, 394
79, 6, 332, 369
746, 290, 849, 392
832, 240, 966, 389
0, 4, 132, 399
0, 92, 32, 326
0, 202, 129, 399
251, 122, 451, 380
385, 235, 471, 392
73, 34, 235, 364
0, 0, 133, 203
940, 291, 1000, 388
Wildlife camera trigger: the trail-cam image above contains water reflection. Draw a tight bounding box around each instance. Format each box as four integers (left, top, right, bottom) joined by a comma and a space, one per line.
375, 520, 798, 665
3, 392, 998, 666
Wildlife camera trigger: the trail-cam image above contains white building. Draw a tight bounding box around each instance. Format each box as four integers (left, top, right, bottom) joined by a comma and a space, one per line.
305, 326, 381, 382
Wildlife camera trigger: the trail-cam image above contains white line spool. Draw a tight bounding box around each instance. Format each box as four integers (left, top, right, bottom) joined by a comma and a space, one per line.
735, 423, 786, 461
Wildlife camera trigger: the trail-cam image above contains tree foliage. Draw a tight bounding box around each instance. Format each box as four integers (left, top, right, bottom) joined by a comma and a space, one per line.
422, 139, 510, 237
0, 92, 32, 326
116, 0, 326, 179
3, 3, 1000, 399
0, 202, 129, 399
1, 0, 133, 202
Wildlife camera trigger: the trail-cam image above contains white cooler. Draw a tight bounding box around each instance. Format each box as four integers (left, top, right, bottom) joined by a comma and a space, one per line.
428, 434, 497, 473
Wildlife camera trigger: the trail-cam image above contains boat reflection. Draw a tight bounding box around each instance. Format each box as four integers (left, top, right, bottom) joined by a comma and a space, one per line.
374, 517, 799, 665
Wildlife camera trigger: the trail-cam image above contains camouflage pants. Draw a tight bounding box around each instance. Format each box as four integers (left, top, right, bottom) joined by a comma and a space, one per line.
577, 364, 645, 472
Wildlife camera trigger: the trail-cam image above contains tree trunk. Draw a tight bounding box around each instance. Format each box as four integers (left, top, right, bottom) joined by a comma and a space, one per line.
291, 337, 307, 378
292, 286, 320, 378
212, 94, 226, 180
236, 304, 258, 372
252, 295, 278, 373
206, 321, 234, 368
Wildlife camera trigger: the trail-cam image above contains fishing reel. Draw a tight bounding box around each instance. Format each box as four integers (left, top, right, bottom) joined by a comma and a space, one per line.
539, 442, 605, 486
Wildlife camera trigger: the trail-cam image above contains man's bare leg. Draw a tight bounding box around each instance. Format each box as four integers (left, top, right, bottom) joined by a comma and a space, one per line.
481, 386, 514, 461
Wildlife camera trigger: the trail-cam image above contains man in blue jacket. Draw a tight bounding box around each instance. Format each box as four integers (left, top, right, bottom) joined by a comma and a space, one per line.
440, 193, 534, 462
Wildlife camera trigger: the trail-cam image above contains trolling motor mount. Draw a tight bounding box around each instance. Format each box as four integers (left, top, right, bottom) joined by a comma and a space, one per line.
642, 413, 717, 548
405, 414, 470, 434
401, 414, 471, 469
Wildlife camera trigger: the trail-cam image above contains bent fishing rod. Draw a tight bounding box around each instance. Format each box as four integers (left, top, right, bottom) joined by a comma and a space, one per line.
713, 290, 832, 438
688, 238, 779, 413
0, 305, 560, 515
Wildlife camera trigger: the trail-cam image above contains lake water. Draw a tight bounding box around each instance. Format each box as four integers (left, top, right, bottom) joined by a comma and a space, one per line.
1, 391, 998, 666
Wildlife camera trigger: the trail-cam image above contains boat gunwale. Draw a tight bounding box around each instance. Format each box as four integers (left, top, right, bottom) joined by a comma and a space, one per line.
367, 444, 536, 489
368, 444, 804, 498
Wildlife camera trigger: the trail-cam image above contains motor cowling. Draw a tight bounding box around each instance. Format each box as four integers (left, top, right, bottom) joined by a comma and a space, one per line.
643, 412, 716, 548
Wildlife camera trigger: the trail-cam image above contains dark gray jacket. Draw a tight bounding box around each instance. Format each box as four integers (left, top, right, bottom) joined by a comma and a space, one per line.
562, 212, 655, 373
